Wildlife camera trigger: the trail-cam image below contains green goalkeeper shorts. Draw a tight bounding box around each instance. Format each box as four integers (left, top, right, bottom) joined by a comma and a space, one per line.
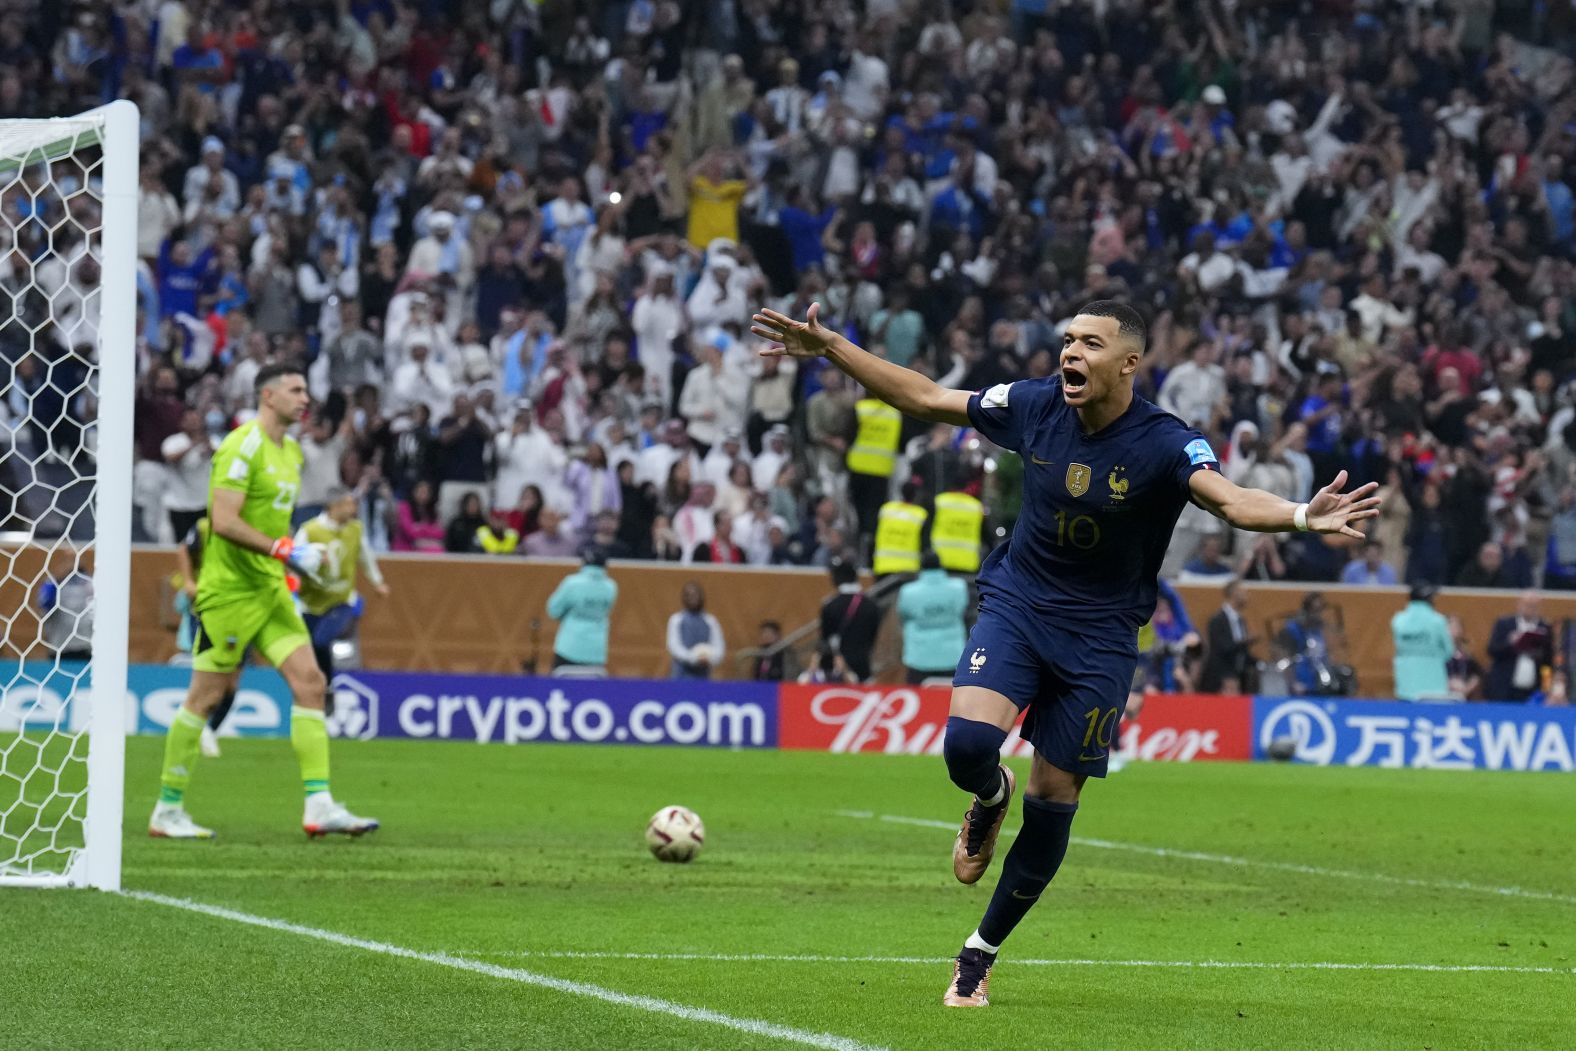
192, 590, 311, 673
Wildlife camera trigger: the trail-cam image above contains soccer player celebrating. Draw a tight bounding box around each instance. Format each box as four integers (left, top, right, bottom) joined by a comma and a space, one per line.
752, 301, 1377, 1006
149, 362, 380, 840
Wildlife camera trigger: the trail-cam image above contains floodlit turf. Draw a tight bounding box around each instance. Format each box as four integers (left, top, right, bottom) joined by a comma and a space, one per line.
5, 738, 1575, 1050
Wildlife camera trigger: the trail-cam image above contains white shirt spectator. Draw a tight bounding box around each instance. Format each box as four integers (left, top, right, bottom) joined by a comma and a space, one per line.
686, 264, 749, 332
702, 441, 743, 490
1158, 357, 1227, 429
631, 291, 685, 406
732, 507, 775, 564
493, 421, 569, 509
1179, 247, 1237, 293
673, 501, 717, 561
753, 438, 791, 492
159, 432, 215, 513
138, 182, 181, 259
296, 258, 358, 348
679, 356, 749, 450
1349, 291, 1413, 345
842, 48, 889, 121
182, 158, 241, 217
389, 350, 456, 421
298, 429, 347, 508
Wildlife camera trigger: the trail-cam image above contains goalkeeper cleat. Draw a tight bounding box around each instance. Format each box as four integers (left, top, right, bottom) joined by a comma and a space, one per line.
943, 947, 996, 1007
148, 804, 216, 840
953, 765, 1016, 885
303, 795, 380, 838
200, 725, 222, 759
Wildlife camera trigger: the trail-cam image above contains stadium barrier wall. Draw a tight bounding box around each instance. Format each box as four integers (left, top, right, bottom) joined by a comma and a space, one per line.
10, 662, 1572, 772
105, 548, 1576, 693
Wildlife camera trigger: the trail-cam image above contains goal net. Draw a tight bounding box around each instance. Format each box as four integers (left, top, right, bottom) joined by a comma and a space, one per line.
0, 102, 137, 889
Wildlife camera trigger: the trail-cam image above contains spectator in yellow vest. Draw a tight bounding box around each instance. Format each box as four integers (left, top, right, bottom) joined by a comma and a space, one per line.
932, 490, 984, 572
847, 395, 902, 554
874, 480, 929, 577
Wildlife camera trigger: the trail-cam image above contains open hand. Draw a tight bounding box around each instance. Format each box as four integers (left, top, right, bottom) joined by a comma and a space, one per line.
752, 303, 836, 360
1306, 470, 1382, 539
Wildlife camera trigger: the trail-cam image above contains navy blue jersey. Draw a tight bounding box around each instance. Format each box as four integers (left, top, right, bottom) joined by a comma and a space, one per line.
967, 377, 1217, 635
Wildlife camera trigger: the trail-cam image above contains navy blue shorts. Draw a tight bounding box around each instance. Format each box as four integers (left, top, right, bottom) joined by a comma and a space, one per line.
953, 599, 1137, 777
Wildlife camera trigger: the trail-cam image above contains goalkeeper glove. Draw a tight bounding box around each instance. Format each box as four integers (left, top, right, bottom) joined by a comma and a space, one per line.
270, 537, 325, 579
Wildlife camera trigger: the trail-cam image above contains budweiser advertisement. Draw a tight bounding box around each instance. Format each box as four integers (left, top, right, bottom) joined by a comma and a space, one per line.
778, 685, 1252, 762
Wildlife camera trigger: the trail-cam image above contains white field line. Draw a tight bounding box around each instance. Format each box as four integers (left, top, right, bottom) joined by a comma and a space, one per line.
833, 810, 1576, 907
120, 891, 886, 1051
454, 950, 1575, 975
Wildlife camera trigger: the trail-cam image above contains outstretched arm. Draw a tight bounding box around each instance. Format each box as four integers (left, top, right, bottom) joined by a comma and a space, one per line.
1190, 468, 1380, 538
752, 304, 971, 425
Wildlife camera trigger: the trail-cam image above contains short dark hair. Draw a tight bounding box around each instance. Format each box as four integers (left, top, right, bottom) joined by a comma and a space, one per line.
1076, 300, 1148, 354
254, 360, 306, 395
828, 554, 859, 587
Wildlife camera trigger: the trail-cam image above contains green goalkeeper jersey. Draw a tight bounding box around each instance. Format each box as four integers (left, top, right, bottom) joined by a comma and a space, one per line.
195, 420, 303, 611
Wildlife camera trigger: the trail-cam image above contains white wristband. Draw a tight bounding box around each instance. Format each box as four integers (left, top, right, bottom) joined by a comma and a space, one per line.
1293, 503, 1310, 532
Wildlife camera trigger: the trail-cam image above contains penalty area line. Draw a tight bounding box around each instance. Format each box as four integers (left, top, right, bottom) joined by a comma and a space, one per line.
455, 950, 1575, 975
118, 890, 887, 1051
833, 811, 1576, 907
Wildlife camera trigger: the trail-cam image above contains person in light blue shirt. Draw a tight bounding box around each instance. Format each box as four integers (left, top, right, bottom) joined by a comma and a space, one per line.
897, 552, 969, 683
1391, 582, 1452, 700
546, 549, 618, 669
1341, 539, 1398, 586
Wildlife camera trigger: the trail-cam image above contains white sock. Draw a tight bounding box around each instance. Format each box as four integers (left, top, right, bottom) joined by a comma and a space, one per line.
977, 767, 1007, 807
964, 930, 1000, 955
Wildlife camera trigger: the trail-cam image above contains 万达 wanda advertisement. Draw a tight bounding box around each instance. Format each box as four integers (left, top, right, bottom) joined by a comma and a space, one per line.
776, 683, 1252, 761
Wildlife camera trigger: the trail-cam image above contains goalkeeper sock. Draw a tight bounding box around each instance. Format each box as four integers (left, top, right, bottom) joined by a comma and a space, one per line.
290, 706, 332, 798
976, 795, 1078, 948
158, 708, 207, 805
207, 688, 237, 732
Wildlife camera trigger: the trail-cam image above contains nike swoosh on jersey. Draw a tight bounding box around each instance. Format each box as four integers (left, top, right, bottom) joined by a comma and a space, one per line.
1030, 455, 1054, 466
1078, 753, 1107, 762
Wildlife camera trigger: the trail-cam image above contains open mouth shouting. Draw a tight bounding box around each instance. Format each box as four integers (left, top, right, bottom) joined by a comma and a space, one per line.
1061, 362, 1090, 399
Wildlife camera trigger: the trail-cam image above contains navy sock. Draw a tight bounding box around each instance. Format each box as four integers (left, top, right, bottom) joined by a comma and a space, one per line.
943, 717, 1007, 801
977, 795, 1079, 948
207, 688, 237, 732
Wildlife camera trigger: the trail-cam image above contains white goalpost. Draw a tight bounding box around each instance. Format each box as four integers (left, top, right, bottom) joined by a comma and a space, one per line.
0, 101, 137, 890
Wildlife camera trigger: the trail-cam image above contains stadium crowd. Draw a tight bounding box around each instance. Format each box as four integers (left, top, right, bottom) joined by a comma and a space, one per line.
5, 0, 1576, 591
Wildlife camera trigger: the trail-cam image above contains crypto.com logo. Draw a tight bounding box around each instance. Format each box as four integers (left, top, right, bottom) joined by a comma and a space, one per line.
1258, 699, 1337, 764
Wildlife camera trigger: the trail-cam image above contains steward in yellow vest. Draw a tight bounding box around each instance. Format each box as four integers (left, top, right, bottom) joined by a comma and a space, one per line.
931, 490, 984, 572
292, 488, 390, 690
846, 398, 901, 477
873, 480, 929, 576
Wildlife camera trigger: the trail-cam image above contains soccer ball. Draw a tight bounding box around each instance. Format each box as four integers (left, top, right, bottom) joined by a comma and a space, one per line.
645, 805, 705, 863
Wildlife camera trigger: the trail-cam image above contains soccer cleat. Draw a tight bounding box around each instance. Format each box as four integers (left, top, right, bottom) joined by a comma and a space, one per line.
303, 795, 380, 838
200, 725, 222, 759
953, 765, 1016, 884
943, 947, 996, 1007
148, 804, 216, 840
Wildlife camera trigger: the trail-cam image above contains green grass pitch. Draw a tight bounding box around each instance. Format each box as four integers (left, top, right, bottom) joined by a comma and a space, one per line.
4, 737, 1574, 1049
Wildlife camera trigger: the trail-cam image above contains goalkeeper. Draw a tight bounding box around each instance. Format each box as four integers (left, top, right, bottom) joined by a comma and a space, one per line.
172, 515, 242, 760
149, 362, 379, 840
292, 486, 391, 699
